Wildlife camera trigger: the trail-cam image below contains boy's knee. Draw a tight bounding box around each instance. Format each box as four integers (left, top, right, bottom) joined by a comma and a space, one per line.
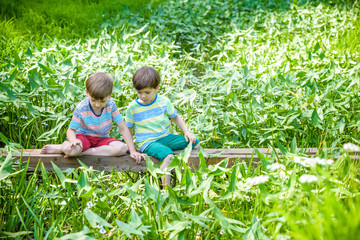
109, 141, 127, 156
63, 142, 82, 157
162, 154, 173, 165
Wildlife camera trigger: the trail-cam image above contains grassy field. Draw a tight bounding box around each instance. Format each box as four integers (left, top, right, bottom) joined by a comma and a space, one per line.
0, 0, 360, 239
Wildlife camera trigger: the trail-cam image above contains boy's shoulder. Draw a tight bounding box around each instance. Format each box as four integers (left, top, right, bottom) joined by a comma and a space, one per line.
75, 98, 90, 110
156, 94, 170, 103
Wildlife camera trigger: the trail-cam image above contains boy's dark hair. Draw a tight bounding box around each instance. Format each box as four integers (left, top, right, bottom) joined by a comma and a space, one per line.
132, 66, 160, 90
86, 72, 113, 100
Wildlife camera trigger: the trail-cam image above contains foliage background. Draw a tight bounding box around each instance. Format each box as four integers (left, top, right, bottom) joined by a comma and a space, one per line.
0, 0, 360, 239
0, 0, 359, 149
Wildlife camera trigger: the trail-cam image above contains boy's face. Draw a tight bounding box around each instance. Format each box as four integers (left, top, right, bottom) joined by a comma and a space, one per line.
86, 90, 111, 112
136, 85, 159, 105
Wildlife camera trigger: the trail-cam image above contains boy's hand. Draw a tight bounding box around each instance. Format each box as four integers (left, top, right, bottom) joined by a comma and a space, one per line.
69, 139, 82, 150
130, 151, 146, 164
184, 131, 197, 143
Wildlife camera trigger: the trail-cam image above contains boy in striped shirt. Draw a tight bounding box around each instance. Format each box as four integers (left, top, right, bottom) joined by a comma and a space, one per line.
41, 72, 144, 163
125, 66, 200, 187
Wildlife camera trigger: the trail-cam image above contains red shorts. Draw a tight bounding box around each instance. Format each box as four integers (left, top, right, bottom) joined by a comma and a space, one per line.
76, 134, 122, 152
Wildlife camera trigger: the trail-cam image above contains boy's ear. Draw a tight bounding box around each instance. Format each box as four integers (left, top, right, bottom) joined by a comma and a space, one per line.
155, 85, 160, 91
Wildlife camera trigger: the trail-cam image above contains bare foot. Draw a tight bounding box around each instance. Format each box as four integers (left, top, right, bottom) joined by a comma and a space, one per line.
40, 144, 64, 154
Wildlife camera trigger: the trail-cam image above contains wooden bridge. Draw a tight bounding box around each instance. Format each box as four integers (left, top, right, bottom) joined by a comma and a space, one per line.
2, 147, 349, 172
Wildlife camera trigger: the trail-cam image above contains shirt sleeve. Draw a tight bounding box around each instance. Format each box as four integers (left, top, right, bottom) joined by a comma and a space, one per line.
125, 107, 135, 128
69, 107, 83, 130
110, 101, 123, 124
165, 98, 177, 118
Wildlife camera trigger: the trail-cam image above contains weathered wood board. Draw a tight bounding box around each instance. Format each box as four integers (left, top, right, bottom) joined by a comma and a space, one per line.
0, 148, 335, 172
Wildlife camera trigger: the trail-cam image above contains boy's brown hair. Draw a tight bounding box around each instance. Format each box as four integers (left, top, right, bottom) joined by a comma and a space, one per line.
86, 72, 113, 99
132, 66, 160, 90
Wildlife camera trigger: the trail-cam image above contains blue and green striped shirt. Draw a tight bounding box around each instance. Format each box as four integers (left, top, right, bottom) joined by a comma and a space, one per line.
125, 94, 177, 152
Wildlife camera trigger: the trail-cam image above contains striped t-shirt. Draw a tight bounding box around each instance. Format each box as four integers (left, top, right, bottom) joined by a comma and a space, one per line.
69, 98, 123, 137
125, 94, 177, 152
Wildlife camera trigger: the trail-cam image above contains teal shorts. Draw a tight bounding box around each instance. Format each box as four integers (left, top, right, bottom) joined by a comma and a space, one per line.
143, 134, 200, 161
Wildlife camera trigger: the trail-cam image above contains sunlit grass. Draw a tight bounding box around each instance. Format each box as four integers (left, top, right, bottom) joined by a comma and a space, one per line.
1, 144, 359, 239
0, 0, 360, 238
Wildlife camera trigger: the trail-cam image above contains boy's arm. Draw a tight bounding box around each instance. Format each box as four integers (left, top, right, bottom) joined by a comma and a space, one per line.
66, 128, 82, 146
171, 115, 197, 143
117, 121, 145, 163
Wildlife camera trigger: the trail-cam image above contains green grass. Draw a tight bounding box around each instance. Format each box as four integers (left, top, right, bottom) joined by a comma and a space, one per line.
1, 0, 359, 149
0, 0, 360, 239
0, 144, 359, 239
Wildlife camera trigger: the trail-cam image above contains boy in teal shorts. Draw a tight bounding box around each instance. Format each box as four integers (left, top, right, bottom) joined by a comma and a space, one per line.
125, 66, 200, 187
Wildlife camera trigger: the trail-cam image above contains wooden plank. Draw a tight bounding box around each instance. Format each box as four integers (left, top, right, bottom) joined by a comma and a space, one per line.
0, 148, 331, 172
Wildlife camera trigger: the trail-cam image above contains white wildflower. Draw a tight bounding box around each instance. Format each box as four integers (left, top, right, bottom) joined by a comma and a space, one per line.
294, 156, 333, 167
113, 183, 118, 187
345, 103, 350, 108
299, 174, 318, 183
96, 224, 103, 228
21, 115, 28, 119
313, 157, 334, 165
60, 200, 67, 205
99, 228, 106, 234
107, 201, 112, 204
266, 163, 284, 171
14, 160, 20, 165
220, 229, 225, 235
197, 230, 201, 235
343, 143, 360, 152
86, 201, 95, 209
262, 225, 267, 232
161, 190, 166, 195
246, 175, 269, 185
244, 195, 251, 202
279, 192, 287, 199
42, 122, 48, 126
202, 173, 208, 180
70, 104, 75, 110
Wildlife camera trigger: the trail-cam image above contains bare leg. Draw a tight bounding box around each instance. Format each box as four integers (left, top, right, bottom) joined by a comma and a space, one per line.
40, 144, 65, 154
41, 141, 83, 158
81, 141, 127, 156
194, 143, 200, 149
63, 141, 82, 158
160, 154, 172, 188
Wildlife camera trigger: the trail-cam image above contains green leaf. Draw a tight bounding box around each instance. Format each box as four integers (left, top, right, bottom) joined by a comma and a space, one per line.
178, 142, 193, 164
116, 219, 144, 238
242, 216, 271, 240
0, 83, 17, 101
0, 151, 12, 181
58, 226, 95, 240
276, 138, 288, 156
311, 109, 320, 127
84, 208, 113, 228
290, 137, 297, 154
51, 162, 66, 188
144, 178, 160, 202
224, 163, 239, 198
77, 171, 91, 196
38, 63, 56, 74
